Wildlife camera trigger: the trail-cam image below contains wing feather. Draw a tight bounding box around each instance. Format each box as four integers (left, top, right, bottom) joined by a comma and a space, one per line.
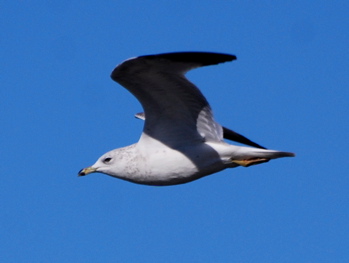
111, 52, 236, 147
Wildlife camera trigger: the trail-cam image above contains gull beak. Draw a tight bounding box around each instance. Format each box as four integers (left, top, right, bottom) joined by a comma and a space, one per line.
78, 166, 97, 176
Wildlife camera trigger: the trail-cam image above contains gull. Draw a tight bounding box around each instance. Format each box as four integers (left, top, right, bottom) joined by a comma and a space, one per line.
78, 52, 294, 186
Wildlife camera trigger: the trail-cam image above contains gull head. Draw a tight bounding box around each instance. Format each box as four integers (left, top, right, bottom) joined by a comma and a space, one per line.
78, 151, 116, 176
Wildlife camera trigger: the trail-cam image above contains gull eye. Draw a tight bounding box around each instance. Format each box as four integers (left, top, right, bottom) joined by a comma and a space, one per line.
103, 157, 112, 164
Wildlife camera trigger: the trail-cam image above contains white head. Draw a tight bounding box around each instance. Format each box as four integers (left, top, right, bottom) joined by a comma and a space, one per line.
78, 144, 138, 179
78, 150, 117, 176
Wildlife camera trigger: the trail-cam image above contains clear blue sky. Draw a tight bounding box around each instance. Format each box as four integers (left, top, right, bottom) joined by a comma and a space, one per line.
2, 1, 348, 262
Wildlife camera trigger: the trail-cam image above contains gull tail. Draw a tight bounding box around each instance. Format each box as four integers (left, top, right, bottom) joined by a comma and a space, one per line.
230, 147, 295, 167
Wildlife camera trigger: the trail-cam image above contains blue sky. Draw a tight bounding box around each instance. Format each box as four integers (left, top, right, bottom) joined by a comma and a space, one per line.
1, 1, 349, 262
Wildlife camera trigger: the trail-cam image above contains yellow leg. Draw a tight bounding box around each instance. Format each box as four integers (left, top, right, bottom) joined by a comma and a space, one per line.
231, 158, 269, 167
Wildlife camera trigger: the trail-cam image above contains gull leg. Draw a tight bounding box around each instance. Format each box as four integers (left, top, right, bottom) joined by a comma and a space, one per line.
231, 158, 270, 167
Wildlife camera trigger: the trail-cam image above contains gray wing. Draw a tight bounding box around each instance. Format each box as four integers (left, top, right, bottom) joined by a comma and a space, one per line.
111, 52, 236, 147
135, 112, 266, 149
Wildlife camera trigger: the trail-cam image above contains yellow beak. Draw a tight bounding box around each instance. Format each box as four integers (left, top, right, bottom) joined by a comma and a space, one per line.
78, 166, 97, 176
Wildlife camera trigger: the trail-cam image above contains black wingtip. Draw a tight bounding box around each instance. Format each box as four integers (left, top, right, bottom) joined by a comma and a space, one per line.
139, 52, 237, 66
222, 126, 266, 149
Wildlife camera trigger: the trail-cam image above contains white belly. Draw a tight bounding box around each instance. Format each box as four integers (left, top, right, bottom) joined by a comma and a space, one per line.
134, 137, 226, 185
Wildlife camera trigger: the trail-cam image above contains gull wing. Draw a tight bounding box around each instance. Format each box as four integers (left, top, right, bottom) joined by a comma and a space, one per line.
221, 126, 266, 149
135, 112, 266, 149
111, 52, 236, 147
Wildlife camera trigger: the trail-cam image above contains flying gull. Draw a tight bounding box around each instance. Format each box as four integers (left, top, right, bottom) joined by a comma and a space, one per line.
79, 52, 294, 186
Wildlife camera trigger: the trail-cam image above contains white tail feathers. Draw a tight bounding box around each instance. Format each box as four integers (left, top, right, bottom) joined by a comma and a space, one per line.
229, 147, 295, 167
230, 146, 295, 161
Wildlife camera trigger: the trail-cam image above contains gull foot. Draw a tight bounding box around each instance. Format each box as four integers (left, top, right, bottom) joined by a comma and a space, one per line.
231, 158, 270, 167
